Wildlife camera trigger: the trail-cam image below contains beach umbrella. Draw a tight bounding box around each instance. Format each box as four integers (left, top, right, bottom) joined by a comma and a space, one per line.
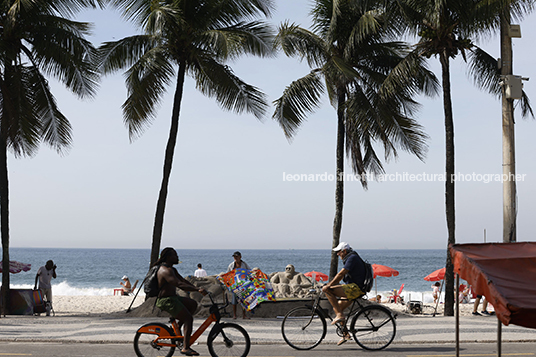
304, 271, 328, 282
372, 264, 399, 279
0, 261, 31, 274
424, 267, 446, 282
372, 264, 399, 297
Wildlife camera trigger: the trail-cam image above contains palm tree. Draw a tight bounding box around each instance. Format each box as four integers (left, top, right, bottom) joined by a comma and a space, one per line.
394, 0, 533, 316
273, 0, 438, 279
98, 0, 275, 266
0, 0, 100, 314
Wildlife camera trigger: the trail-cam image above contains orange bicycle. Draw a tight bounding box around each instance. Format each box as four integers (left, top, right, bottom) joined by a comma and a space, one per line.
134, 292, 251, 357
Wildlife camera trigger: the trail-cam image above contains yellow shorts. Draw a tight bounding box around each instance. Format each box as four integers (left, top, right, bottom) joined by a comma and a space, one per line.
343, 283, 364, 300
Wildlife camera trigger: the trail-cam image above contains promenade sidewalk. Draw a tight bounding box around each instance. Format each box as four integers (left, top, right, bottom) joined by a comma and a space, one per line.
1, 314, 535, 345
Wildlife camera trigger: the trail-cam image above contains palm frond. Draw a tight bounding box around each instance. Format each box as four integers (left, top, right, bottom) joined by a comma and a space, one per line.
26, 65, 72, 154
144, 2, 182, 35
205, 0, 275, 26
379, 48, 439, 106
275, 21, 328, 68
347, 76, 429, 163
46, 0, 105, 17
29, 17, 99, 99
192, 56, 268, 120
467, 46, 501, 98
107, 0, 156, 26
202, 21, 275, 60
122, 47, 175, 140
97, 35, 160, 74
272, 70, 325, 139
347, 10, 382, 48
519, 90, 535, 119
0, 65, 42, 157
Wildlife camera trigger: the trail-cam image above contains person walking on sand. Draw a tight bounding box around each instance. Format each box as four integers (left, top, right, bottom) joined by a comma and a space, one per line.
227, 251, 251, 319
472, 293, 494, 316
322, 242, 366, 346
34, 260, 56, 315
155, 247, 207, 356
194, 263, 207, 278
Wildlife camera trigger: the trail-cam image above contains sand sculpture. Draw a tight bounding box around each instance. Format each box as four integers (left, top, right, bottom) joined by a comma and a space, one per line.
269, 264, 313, 298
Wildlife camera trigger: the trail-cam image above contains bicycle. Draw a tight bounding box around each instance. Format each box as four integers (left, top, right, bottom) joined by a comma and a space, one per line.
133, 292, 250, 357
281, 287, 397, 351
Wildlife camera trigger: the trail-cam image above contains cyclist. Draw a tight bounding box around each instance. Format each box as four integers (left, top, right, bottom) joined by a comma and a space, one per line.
155, 247, 207, 356
322, 242, 366, 344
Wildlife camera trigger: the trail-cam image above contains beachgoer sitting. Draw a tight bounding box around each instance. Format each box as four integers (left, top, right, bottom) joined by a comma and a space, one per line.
120, 276, 132, 295
371, 294, 383, 303
388, 289, 397, 303
458, 284, 470, 303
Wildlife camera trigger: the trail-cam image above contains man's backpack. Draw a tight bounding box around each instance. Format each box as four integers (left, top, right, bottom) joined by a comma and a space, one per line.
361, 261, 374, 293
143, 265, 161, 297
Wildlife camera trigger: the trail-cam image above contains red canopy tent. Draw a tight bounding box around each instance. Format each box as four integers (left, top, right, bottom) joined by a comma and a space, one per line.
450, 242, 536, 329
450, 242, 536, 356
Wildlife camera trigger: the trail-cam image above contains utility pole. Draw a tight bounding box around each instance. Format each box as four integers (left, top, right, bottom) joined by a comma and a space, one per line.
500, 12, 518, 243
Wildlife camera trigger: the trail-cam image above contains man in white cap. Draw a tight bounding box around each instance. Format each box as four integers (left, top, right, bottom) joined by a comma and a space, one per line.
322, 242, 367, 344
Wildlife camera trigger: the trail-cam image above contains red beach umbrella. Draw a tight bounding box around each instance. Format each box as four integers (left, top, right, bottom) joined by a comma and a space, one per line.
372, 264, 399, 279
371, 264, 399, 297
424, 267, 446, 282
0, 260, 32, 274
304, 271, 328, 282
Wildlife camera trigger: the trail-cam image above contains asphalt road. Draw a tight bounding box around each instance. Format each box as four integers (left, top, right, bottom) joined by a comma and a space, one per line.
1, 341, 536, 357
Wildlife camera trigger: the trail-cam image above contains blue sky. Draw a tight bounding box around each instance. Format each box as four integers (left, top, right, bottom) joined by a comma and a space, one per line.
7, 1, 536, 250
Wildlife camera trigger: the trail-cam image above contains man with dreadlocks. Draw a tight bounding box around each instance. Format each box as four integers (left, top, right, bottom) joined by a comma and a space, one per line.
154, 247, 207, 356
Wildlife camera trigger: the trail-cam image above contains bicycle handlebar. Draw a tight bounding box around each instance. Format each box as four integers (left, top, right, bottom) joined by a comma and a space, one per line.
201, 290, 230, 310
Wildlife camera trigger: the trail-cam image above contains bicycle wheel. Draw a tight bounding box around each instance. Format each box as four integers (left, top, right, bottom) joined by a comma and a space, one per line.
350, 305, 396, 350
133, 323, 178, 357
207, 323, 251, 357
281, 306, 326, 350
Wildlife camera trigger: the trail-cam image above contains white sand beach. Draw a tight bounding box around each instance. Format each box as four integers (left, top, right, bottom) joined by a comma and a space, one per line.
53, 295, 145, 316
52, 295, 481, 317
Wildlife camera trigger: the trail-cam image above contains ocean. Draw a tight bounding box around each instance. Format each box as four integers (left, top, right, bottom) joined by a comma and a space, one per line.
5, 248, 452, 303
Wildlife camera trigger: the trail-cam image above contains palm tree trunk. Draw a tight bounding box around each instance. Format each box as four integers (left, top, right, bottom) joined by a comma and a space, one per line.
0, 136, 10, 315
150, 61, 187, 267
330, 92, 346, 280
440, 51, 455, 316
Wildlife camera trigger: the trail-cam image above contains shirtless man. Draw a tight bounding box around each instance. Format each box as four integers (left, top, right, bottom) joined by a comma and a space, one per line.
155, 247, 207, 356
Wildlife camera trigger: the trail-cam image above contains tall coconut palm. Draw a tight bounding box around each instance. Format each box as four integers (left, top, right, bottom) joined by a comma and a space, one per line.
395, 0, 533, 316
98, 0, 275, 266
273, 0, 438, 279
0, 0, 100, 314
